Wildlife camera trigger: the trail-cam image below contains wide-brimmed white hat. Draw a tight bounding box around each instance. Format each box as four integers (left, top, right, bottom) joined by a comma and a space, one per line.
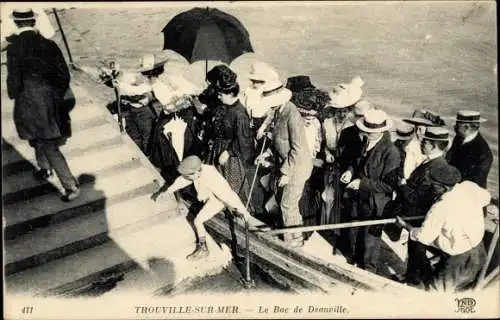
10, 9, 38, 21
356, 109, 393, 133
246, 61, 279, 82
136, 54, 168, 73
260, 79, 292, 109
327, 76, 364, 109
353, 100, 373, 116
455, 110, 487, 123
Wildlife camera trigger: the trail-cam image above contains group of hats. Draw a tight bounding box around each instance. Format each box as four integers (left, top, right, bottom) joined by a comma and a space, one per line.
395, 109, 487, 142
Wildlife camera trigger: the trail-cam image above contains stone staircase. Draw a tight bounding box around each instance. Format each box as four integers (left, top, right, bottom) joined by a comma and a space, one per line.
2, 67, 231, 298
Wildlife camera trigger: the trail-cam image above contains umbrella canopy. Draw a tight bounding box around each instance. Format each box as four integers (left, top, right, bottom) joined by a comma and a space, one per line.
161, 7, 254, 65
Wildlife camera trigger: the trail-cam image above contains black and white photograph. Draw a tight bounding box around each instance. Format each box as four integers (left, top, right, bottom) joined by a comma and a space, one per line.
2, 1, 498, 318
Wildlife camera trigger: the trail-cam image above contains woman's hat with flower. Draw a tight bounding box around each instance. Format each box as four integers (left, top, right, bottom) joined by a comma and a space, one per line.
286, 75, 329, 116
213, 65, 238, 91
403, 109, 445, 127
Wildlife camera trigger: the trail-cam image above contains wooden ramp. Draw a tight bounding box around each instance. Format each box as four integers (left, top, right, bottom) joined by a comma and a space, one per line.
2, 67, 231, 297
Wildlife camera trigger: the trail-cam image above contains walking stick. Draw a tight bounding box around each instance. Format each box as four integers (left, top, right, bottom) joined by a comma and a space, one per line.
246, 135, 268, 209
113, 81, 124, 133
257, 216, 425, 235
240, 135, 268, 289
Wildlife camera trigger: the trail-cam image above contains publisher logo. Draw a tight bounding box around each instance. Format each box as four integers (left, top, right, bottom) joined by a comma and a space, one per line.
455, 298, 476, 313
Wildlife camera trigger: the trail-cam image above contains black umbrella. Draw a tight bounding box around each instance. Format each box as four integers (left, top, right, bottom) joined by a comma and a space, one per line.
161, 7, 254, 73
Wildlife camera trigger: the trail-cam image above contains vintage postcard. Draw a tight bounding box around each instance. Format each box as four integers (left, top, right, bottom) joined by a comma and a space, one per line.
2, 1, 499, 319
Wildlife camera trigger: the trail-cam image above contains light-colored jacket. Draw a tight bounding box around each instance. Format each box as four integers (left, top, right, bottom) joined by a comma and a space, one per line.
164, 164, 247, 213
271, 102, 313, 181
411, 181, 490, 255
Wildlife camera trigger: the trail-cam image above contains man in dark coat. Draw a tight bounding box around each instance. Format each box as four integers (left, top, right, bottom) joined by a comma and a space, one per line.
446, 110, 493, 189
396, 127, 459, 288
149, 104, 203, 185
149, 101, 203, 205
397, 165, 488, 292
6, 9, 79, 202
344, 109, 400, 273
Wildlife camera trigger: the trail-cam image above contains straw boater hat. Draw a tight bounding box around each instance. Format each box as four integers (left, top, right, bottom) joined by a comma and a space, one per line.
10, 9, 38, 21
455, 110, 487, 123
246, 62, 279, 82
403, 109, 445, 127
356, 109, 393, 133
136, 54, 168, 73
327, 76, 364, 109
259, 79, 292, 109
395, 122, 415, 140
420, 126, 450, 141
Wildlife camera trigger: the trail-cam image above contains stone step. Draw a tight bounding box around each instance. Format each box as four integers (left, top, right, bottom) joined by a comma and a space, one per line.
4, 194, 177, 275
101, 215, 232, 297
4, 214, 202, 297
2, 122, 123, 173
5, 240, 139, 296
2, 115, 110, 146
2, 144, 140, 203
3, 166, 165, 240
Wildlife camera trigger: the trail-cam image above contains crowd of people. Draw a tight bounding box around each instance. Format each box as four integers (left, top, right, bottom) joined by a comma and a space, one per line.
105, 53, 494, 292
5, 8, 495, 293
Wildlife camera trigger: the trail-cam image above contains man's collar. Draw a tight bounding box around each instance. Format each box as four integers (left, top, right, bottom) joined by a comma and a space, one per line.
462, 130, 478, 144
425, 150, 444, 161
366, 133, 384, 152
17, 26, 36, 34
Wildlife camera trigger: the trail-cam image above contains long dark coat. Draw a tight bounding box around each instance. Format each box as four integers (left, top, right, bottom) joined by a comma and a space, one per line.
356, 133, 400, 219
149, 109, 203, 185
336, 124, 363, 174
446, 133, 493, 189
7, 30, 71, 141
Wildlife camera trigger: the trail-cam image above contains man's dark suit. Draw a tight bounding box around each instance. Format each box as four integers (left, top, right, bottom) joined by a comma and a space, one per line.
446, 133, 493, 189
396, 156, 458, 288
6, 29, 77, 191
349, 133, 400, 273
7, 29, 71, 141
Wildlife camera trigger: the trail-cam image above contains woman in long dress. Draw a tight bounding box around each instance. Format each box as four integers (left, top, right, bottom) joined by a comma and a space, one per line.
204, 65, 256, 207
